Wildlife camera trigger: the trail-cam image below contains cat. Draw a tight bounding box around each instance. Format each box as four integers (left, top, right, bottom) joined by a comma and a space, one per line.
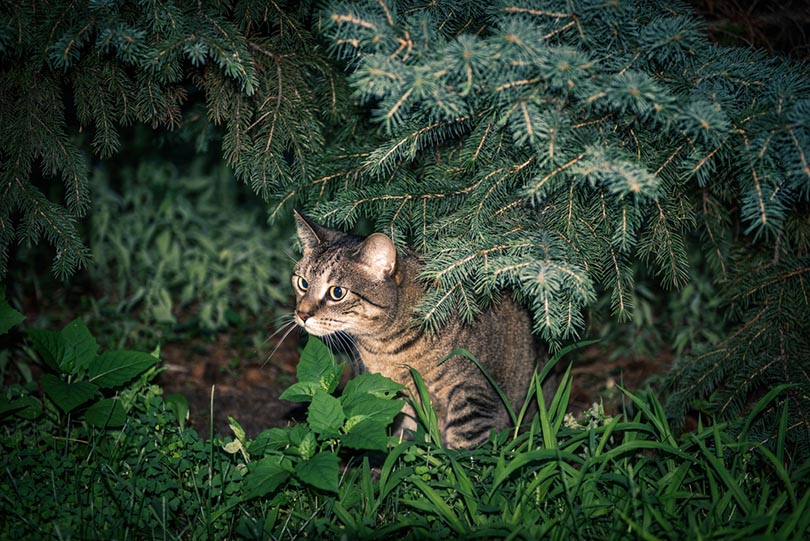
291, 210, 545, 449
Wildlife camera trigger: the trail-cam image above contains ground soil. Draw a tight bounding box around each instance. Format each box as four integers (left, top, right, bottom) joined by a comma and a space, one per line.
155, 325, 673, 440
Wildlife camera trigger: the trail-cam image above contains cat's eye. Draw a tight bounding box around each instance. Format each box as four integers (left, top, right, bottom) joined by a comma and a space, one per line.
328, 286, 348, 302
296, 275, 309, 292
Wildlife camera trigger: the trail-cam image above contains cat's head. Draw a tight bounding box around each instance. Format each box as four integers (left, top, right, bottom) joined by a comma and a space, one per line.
291, 211, 399, 338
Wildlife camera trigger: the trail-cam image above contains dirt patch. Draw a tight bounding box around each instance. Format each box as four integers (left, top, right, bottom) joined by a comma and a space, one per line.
156, 328, 306, 440
570, 346, 673, 415
155, 328, 670, 440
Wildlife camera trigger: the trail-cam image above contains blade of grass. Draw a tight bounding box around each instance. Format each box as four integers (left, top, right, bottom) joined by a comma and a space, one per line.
776, 489, 810, 539
618, 386, 676, 447
207, 384, 215, 540
740, 383, 794, 441
490, 448, 581, 495
617, 509, 665, 541
405, 476, 466, 534
439, 348, 517, 427
377, 443, 415, 503
692, 428, 752, 511
446, 453, 480, 525
407, 367, 443, 447
547, 363, 573, 435
727, 440, 796, 507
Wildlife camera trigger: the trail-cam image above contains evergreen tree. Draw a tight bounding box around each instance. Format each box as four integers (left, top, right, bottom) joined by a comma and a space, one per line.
281, 0, 810, 452
1, 0, 808, 454
0, 0, 344, 278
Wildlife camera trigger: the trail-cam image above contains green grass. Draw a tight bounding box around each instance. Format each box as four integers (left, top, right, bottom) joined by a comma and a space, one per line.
1, 301, 808, 540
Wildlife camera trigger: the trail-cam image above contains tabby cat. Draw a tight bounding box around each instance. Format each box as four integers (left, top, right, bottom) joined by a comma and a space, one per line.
291, 211, 544, 449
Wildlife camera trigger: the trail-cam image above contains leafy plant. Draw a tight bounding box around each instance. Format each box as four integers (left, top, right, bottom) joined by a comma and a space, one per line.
241, 336, 404, 498
88, 159, 291, 331
1, 298, 158, 428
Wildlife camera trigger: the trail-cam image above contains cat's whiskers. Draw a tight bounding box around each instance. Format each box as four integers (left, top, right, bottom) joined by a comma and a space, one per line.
332, 331, 362, 372
262, 318, 300, 367
317, 331, 360, 374
259, 313, 297, 347
321, 334, 340, 366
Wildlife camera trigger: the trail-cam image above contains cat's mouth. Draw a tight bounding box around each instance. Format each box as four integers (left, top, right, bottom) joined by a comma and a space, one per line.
295, 315, 341, 337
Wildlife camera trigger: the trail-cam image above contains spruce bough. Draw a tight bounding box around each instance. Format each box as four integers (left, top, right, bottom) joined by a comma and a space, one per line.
301, 0, 810, 454
2, 1, 808, 454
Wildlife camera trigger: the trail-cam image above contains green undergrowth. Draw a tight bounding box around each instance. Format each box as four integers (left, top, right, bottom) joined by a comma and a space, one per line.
1, 297, 807, 540
87, 158, 292, 334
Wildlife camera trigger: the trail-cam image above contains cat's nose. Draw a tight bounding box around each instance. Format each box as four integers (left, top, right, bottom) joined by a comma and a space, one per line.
296, 310, 313, 322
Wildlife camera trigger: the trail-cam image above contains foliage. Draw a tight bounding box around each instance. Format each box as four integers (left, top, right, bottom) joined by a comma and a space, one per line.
2, 0, 809, 502
665, 255, 810, 455
2, 299, 808, 540
2, 305, 159, 429
0, 0, 345, 279
240, 335, 404, 497
88, 158, 291, 331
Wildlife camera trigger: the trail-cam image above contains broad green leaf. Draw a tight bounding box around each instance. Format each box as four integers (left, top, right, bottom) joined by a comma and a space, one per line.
342, 372, 404, 398
243, 457, 292, 500
342, 393, 403, 424
288, 423, 312, 446
296, 431, 317, 460
40, 374, 98, 413
8, 395, 41, 420
26, 329, 67, 372
294, 452, 339, 493
84, 398, 127, 427
340, 418, 390, 451
88, 350, 158, 388
307, 390, 345, 437
0, 396, 18, 416
279, 381, 320, 402
0, 297, 24, 335
27, 320, 99, 375
296, 337, 343, 393
406, 477, 466, 533
61, 319, 99, 374
165, 392, 189, 430
229, 416, 247, 443
249, 427, 291, 455
0, 395, 41, 420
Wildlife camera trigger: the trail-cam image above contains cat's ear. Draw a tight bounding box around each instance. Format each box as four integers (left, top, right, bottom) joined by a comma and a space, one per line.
356, 233, 397, 280
294, 210, 328, 252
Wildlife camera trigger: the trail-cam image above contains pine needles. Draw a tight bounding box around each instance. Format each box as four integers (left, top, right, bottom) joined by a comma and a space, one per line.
2, 0, 809, 459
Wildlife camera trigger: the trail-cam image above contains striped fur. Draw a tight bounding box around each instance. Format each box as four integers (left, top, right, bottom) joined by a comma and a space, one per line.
292, 211, 544, 449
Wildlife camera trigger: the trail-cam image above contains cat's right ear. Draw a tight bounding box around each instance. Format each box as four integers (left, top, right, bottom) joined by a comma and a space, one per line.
294, 210, 325, 253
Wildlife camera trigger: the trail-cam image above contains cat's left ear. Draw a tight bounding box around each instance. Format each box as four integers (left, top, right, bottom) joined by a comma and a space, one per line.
356, 233, 397, 280
294, 210, 327, 252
